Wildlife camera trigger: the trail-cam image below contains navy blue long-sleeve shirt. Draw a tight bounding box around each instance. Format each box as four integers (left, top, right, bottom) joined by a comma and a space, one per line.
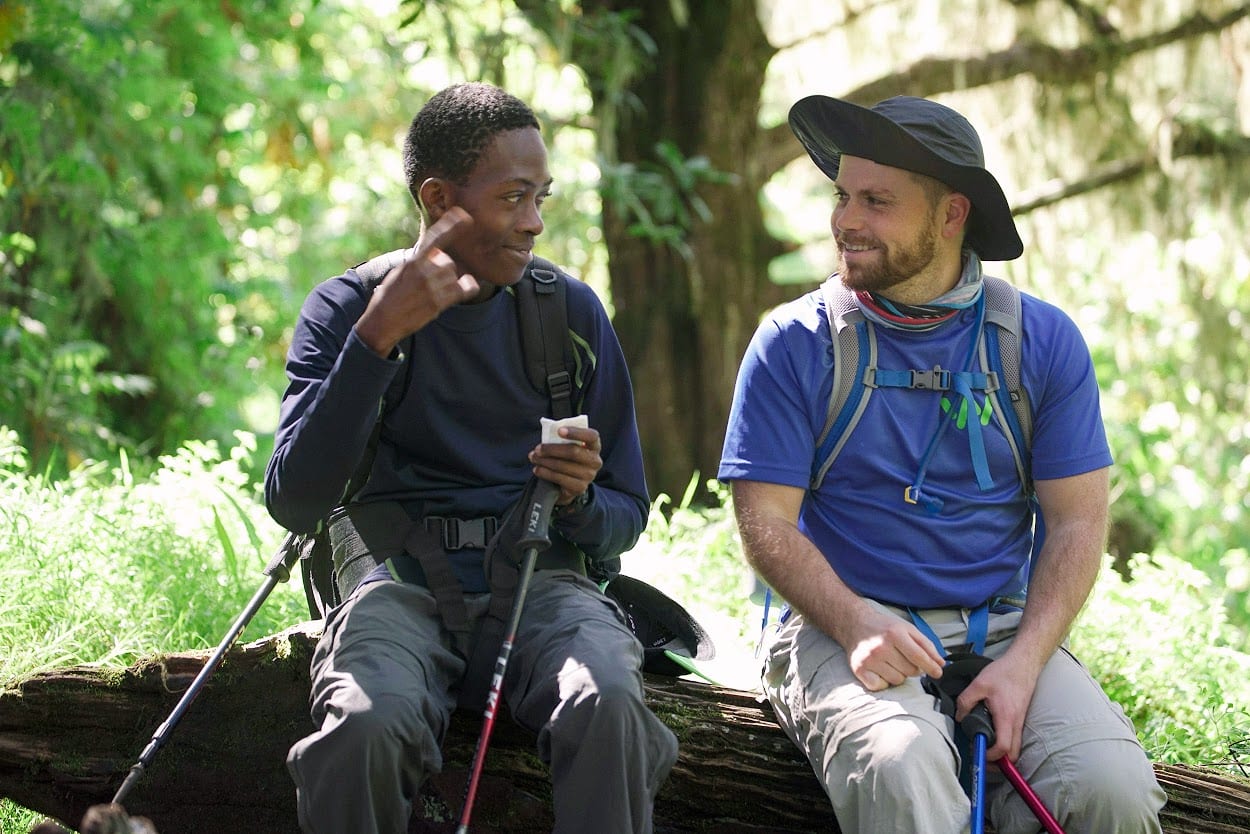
264, 257, 650, 592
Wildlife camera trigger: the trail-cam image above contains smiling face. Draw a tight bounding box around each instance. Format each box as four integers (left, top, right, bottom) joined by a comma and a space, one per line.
421, 127, 552, 293
831, 155, 969, 303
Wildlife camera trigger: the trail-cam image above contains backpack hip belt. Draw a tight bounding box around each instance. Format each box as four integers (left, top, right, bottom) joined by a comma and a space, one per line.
326, 502, 585, 603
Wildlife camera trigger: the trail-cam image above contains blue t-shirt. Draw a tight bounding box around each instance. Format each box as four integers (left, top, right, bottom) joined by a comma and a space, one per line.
718, 279, 1111, 609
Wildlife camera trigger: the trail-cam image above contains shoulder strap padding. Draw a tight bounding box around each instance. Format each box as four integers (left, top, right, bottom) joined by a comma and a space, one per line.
515, 256, 574, 419
812, 278, 873, 488
353, 248, 409, 292
980, 275, 1033, 491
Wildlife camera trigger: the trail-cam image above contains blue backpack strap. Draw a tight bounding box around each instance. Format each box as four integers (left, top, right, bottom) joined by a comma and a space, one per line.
812, 278, 874, 489
814, 275, 1034, 498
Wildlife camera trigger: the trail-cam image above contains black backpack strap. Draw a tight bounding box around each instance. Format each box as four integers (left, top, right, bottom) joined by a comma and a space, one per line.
404, 525, 473, 643
515, 256, 574, 419
295, 531, 336, 620
353, 248, 409, 291
297, 249, 414, 619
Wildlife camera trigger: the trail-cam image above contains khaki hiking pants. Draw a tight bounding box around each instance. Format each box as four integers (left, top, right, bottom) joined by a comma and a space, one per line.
763, 602, 1166, 834
288, 570, 678, 834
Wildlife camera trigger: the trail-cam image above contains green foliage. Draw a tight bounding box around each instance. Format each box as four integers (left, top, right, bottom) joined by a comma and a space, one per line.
0, 798, 41, 834
600, 142, 739, 262
1024, 214, 1250, 635
1, 0, 300, 473
0, 427, 299, 688
626, 476, 758, 667
1071, 552, 1250, 766
0, 0, 441, 478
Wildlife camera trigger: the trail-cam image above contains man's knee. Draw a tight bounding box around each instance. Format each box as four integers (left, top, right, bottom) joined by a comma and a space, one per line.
557, 669, 647, 733
996, 738, 1164, 833
312, 689, 442, 770
1057, 739, 1164, 826
826, 717, 966, 833
550, 670, 675, 766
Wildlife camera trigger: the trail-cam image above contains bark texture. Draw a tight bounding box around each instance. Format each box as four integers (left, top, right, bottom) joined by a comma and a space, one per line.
2, 623, 1247, 833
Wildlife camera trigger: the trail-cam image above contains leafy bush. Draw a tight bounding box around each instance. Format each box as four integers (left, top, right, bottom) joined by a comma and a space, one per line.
1071, 552, 1250, 767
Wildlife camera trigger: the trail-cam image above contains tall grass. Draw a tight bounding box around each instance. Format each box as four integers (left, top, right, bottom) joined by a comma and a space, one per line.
1, 434, 1248, 832
0, 428, 304, 689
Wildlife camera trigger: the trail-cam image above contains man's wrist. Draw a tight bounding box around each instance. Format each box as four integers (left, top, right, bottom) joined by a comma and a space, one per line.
558, 486, 591, 516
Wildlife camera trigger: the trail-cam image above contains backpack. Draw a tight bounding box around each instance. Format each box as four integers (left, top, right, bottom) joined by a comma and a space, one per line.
756, 275, 1040, 641
288, 250, 713, 683
812, 274, 1034, 497
295, 249, 581, 619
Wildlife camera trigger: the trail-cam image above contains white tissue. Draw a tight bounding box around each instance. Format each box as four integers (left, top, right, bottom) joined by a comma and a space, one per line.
541, 414, 589, 444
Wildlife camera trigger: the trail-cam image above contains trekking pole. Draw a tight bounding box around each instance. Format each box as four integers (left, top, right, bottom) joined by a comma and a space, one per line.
456, 479, 560, 834
998, 756, 1066, 834
924, 653, 1069, 834
959, 702, 1067, 834
112, 533, 303, 807
961, 704, 993, 834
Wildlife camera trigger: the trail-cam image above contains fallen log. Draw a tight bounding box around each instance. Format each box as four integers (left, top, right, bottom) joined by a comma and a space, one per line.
1, 622, 1246, 833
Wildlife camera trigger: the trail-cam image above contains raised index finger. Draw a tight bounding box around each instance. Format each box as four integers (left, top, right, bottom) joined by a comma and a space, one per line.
416, 206, 474, 259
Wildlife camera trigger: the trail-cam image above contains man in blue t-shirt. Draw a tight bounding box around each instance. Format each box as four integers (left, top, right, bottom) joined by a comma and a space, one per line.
265, 82, 675, 834
719, 95, 1164, 833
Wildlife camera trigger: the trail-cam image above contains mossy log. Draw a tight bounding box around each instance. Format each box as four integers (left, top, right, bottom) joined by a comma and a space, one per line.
1, 622, 1247, 833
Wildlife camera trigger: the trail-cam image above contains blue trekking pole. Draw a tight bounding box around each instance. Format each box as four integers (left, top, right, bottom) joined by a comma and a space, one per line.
961, 702, 994, 834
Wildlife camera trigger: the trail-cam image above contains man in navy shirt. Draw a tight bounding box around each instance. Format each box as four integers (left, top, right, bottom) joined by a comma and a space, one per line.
266, 82, 675, 834
719, 95, 1164, 833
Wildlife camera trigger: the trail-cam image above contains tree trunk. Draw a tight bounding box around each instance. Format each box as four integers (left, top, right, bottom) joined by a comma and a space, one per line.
2, 624, 1248, 834
521, 0, 792, 502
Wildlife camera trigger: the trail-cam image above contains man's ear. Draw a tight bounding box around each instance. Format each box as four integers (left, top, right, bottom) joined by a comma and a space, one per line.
418, 177, 453, 221
942, 192, 972, 241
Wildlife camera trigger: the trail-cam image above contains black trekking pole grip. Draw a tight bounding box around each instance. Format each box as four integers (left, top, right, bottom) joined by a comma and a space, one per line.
111, 536, 296, 808
263, 531, 305, 582
516, 479, 561, 551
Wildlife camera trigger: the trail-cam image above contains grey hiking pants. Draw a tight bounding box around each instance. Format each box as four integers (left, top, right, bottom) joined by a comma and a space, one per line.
763, 603, 1166, 834
287, 570, 678, 834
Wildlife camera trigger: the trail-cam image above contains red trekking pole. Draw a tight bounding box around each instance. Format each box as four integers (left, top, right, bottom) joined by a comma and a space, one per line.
455, 479, 560, 834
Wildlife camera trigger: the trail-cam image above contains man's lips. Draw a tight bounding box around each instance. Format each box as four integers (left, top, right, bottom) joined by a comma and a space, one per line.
839, 241, 878, 262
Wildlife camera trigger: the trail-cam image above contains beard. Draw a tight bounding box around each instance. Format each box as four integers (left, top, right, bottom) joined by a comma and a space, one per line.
837, 213, 943, 295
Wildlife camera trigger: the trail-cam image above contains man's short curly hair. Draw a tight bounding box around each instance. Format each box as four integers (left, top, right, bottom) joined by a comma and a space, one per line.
403, 82, 541, 206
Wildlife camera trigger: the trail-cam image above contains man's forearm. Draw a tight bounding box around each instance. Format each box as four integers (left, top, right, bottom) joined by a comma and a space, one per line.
1008, 470, 1110, 671
733, 485, 868, 647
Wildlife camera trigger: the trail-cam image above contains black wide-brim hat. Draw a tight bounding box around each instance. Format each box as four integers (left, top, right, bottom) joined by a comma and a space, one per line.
789, 95, 1023, 262
604, 574, 715, 677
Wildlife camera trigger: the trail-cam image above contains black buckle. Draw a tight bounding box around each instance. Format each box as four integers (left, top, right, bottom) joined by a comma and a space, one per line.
547, 370, 573, 401
425, 516, 499, 551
